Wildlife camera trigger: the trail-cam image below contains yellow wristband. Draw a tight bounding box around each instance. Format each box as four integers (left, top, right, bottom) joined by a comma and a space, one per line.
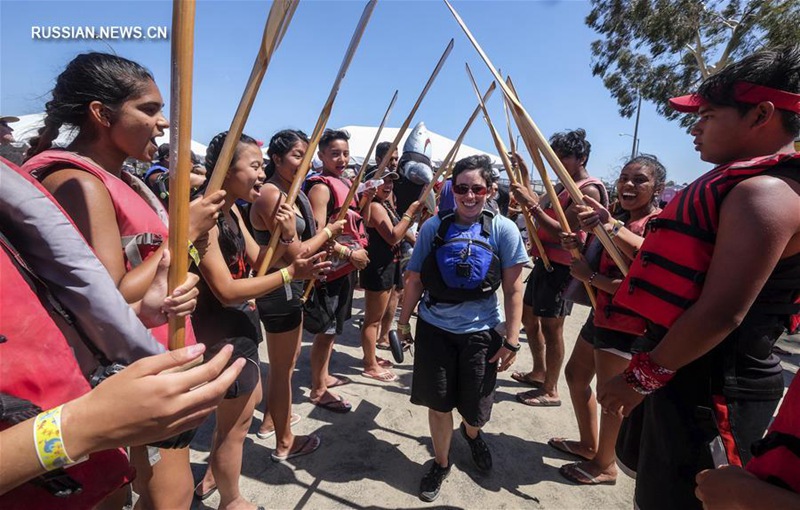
34, 405, 77, 471
188, 241, 200, 266
323, 227, 333, 240
279, 267, 292, 284
402, 214, 413, 223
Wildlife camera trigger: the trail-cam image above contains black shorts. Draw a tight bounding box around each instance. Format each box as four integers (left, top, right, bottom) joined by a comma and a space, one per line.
360, 261, 404, 292
579, 311, 595, 344
523, 259, 573, 318
593, 326, 636, 355
257, 280, 304, 333
629, 370, 779, 509
319, 272, 355, 335
410, 318, 503, 427
204, 335, 261, 400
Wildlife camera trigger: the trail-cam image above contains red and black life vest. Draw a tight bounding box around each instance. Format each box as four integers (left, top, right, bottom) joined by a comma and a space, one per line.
593, 209, 661, 336
531, 177, 608, 266
305, 173, 369, 281
0, 235, 133, 510
20, 150, 196, 349
613, 153, 800, 331
746, 373, 800, 493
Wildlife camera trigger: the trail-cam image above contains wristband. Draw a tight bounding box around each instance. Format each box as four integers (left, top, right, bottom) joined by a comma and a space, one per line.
397, 323, 411, 335
502, 338, 521, 352
588, 272, 598, 286
623, 352, 676, 395
336, 245, 348, 259
188, 241, 200, 266
323, 227, 333, 240
279, 236, 295, 245
608, 219, 624, 239
34, 405, 79, 470
279, 267, 292, 300
402, 214, 413, 223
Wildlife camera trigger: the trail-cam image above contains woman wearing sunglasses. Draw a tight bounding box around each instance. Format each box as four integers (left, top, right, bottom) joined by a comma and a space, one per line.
397, 155, 529, 502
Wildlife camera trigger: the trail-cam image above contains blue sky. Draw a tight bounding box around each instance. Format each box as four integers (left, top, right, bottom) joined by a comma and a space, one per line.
1, 0, 711, 183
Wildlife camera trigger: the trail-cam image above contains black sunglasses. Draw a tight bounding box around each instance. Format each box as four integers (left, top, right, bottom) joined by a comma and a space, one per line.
453, 184, 488, 196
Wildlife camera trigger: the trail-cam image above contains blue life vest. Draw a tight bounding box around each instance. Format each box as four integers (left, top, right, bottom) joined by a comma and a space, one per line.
420, 209, 502, 304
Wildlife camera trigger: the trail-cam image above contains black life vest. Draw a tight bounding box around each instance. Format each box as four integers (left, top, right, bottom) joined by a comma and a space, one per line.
747, 373, 800, 493
420, 209, 502, 304
614, 153, 800, 331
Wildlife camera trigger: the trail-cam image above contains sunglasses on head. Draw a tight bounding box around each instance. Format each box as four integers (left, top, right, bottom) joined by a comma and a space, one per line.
453, 184, 488, 196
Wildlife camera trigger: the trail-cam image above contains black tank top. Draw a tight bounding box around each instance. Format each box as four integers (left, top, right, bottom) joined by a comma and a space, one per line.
365, 199, 401, 268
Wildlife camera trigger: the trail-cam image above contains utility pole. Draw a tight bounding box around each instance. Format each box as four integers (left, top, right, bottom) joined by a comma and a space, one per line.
631, 90, 642, 160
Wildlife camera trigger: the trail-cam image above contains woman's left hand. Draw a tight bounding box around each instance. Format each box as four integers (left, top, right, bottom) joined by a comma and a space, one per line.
276, 203, 297, 240
489, 346, 517, 372
140, 249, 199, 327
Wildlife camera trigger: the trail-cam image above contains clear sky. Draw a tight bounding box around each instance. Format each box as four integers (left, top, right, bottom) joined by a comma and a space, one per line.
1, 0, 712, 184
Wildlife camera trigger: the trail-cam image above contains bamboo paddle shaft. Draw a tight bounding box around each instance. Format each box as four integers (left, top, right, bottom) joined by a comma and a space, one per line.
501, 86, 525, 185
301, 89, 398, 300
444, 0, 628, 276
357, 39, 454, 211
167, 0, 196, 350
417, 82, 495, 204
204, 0, 296, 194
463, 65, 554, 275
256, 0, 377, 277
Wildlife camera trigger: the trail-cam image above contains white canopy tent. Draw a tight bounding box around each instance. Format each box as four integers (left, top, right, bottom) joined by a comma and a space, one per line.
11, 113, 209, 159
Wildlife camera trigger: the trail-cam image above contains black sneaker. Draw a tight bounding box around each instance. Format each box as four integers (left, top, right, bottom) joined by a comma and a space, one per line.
460, 422, 492, 471
419, 460, 451, 502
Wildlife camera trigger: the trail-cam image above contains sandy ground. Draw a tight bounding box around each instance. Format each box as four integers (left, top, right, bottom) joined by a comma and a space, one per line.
189, 288, 800, 510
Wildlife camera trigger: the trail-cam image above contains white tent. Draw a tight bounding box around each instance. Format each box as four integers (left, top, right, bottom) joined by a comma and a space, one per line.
338, 125, 502, 171
11, 113, 209, 159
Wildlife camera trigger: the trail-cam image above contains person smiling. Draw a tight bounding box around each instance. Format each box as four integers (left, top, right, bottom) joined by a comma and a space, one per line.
546, 155, 666, 486
304, 129, 372, 413
190, 131, 329, 509
398, 155, 528, 502
249, 129, 345, 459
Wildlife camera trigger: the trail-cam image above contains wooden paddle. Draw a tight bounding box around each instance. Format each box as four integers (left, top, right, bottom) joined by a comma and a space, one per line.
301, 89, 398, 300
464, 64, 557, 279
357, 39, 454, 210
204, 0, 297, 194
166, 0, 196, 350
256, 0, 378, 277
444, 0, 628, 275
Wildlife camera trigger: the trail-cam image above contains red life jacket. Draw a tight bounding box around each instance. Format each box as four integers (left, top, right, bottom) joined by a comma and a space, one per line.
0, 236, 134, 510
305, 173, 369, 281
530, 177, 608, 266
20, 149, 195, 348
613, 153, 800, 331
593, 209, 661, 336
746, 374, 800, 493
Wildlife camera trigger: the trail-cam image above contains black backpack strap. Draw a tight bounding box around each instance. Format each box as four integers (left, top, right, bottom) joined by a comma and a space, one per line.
432, 211, 456, 249
479, 209, 495, 238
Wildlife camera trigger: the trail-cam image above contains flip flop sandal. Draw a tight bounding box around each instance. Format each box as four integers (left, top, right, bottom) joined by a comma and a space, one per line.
271, 434, 322, 462
559, 462, 617, 486
311, 395, 352, 414
376, 356, 394, 368
516, 391, 561, 407
362, 370, 399, 382
547, 438, 593, 461
327, 375, 352, 388
193, 481, 217, 501
256, 413, 302, 440
510, 371, 544, 388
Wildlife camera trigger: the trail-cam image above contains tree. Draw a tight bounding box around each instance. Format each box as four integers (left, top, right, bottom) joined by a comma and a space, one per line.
586, 0, 800, 127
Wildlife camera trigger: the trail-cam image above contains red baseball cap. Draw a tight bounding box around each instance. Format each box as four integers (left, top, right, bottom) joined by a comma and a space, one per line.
669, 82, 800, 114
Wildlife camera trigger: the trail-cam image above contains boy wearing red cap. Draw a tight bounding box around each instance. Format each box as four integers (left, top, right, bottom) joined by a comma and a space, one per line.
597, 45, 800, 509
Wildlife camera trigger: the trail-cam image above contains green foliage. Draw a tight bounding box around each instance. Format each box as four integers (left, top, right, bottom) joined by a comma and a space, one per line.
586, 0, 800, 127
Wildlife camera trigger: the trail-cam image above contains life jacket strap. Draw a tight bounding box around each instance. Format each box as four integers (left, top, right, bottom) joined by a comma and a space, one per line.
649, 217, 716, 243
640, 251, 707, 284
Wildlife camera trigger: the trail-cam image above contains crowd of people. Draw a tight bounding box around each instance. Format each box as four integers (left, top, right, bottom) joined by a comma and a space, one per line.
1, 42, 799, 510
